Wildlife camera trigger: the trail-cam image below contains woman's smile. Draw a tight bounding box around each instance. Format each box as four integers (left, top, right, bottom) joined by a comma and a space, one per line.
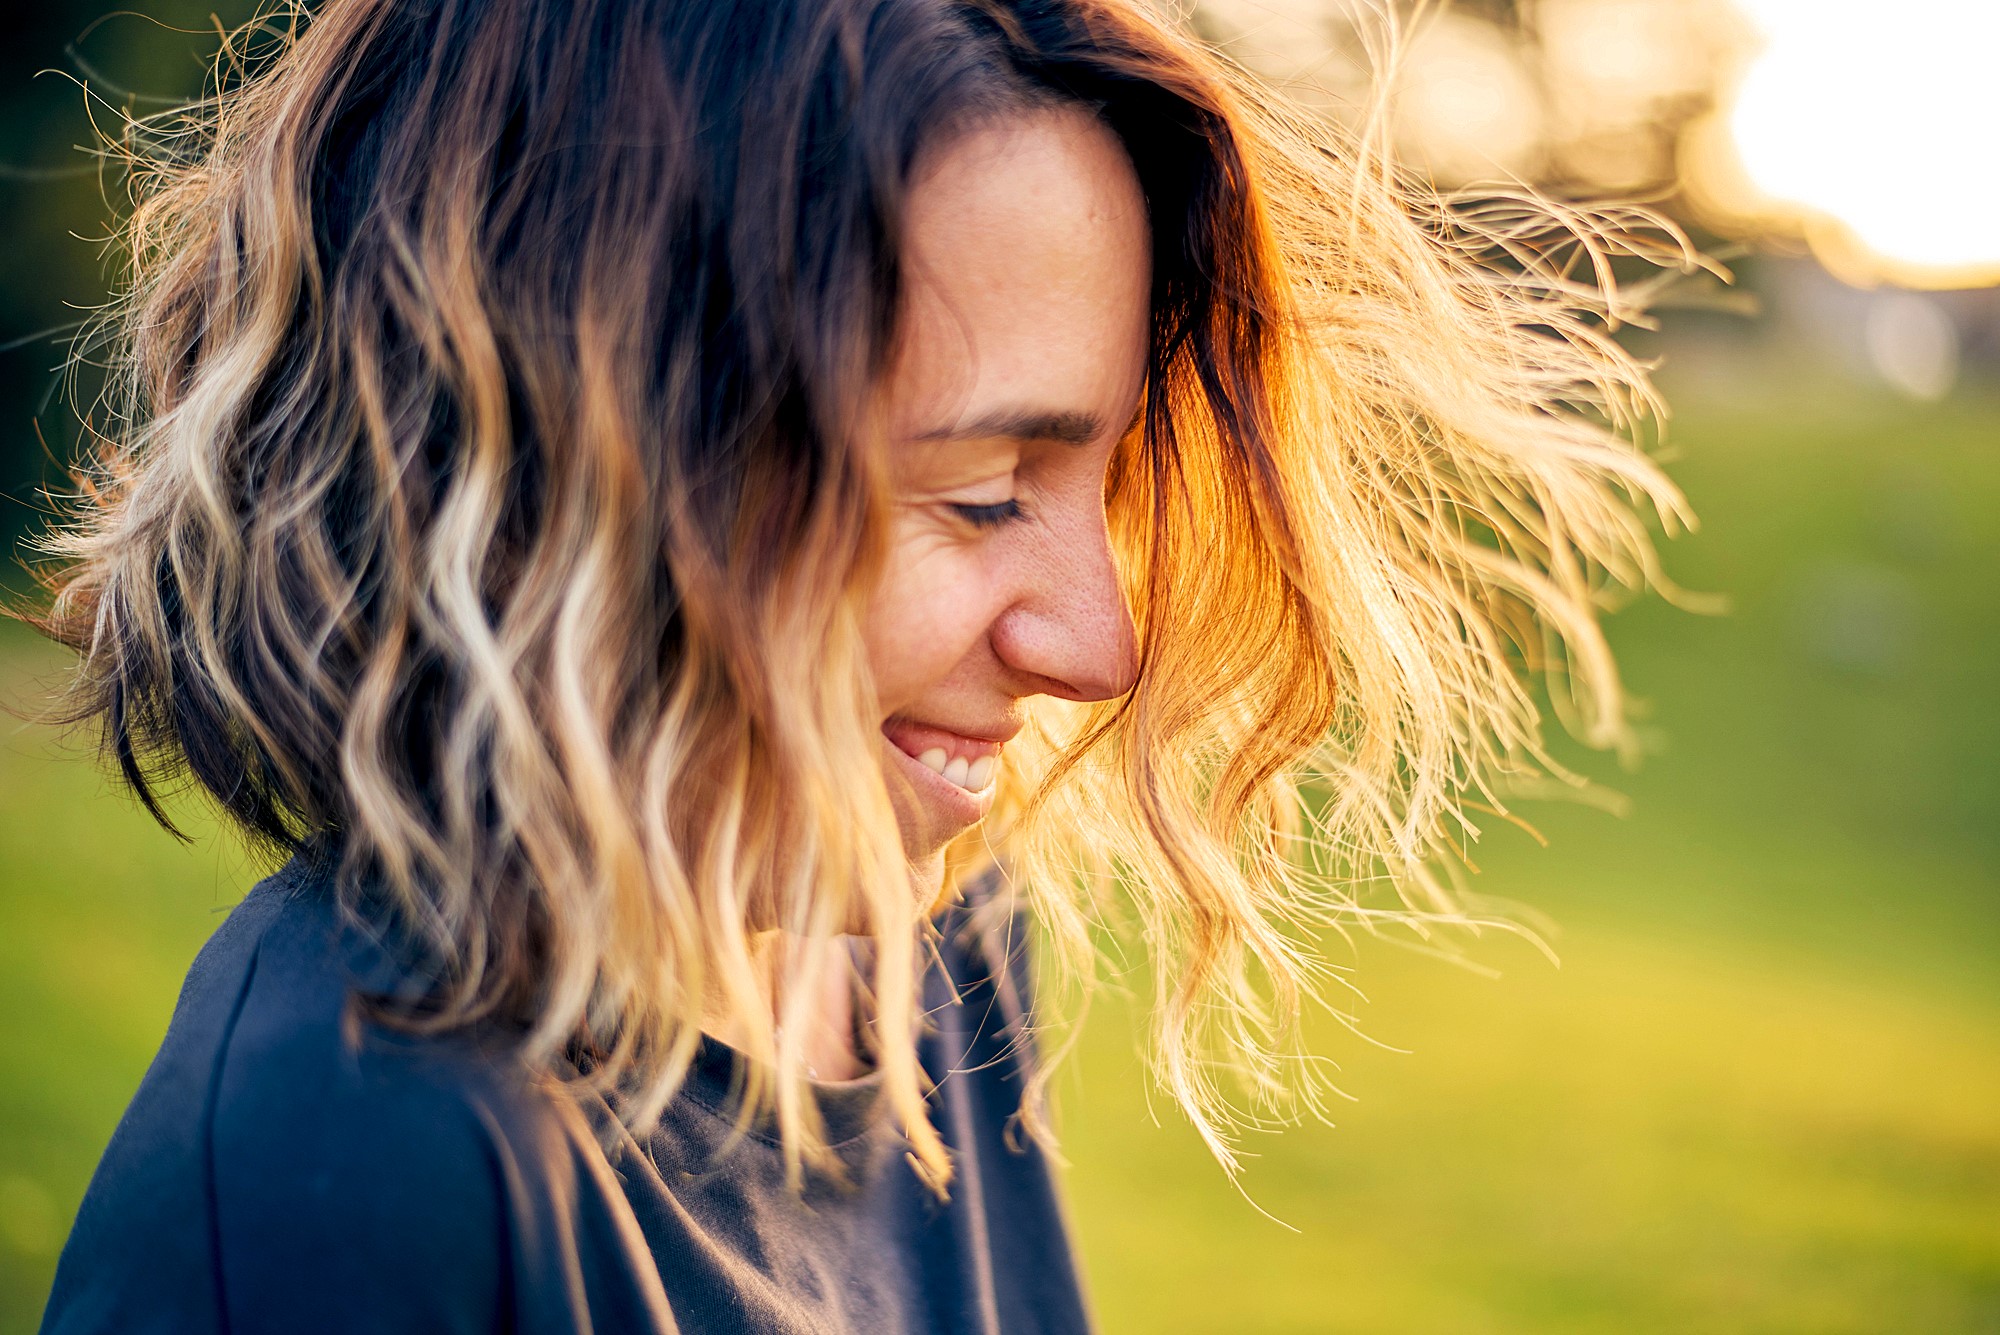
881, 717, 1015, 825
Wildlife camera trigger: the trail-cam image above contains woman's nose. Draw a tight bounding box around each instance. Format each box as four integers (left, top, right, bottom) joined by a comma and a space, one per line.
988, 498, 1139, 704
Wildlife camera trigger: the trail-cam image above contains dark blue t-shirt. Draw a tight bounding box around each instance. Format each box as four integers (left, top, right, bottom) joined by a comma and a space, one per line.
39, 853, 1092, 1333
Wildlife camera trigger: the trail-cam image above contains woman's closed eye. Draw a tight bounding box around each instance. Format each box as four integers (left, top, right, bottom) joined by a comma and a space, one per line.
951, 497, 1025, 529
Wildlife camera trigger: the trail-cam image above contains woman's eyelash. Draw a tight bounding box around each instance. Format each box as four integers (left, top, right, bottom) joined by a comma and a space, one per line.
951, 498, 1024, 529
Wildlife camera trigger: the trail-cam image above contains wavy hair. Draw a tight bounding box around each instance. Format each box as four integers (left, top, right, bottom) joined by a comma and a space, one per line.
23, 0, 1692, 1185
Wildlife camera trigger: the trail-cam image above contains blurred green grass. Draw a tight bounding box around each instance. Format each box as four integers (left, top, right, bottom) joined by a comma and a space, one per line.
2, 379, 1997, 1331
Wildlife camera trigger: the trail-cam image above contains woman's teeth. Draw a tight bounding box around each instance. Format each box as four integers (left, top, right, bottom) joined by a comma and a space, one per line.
913, 747, 998, 792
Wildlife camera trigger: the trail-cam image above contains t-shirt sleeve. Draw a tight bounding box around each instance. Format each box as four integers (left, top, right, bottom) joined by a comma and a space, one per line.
195, 887, 542, 1335
205, 909, 676, 1334
41, 870, 677, 1335
213, 1056, 677, 1335
208, 1042, 515, 1334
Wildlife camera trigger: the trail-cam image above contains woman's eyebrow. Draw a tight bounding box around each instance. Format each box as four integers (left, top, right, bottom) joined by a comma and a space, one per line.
915, 407, 1105, 445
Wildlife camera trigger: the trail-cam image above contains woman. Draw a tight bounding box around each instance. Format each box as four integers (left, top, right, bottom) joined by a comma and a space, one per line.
26, 0, 1685, 1330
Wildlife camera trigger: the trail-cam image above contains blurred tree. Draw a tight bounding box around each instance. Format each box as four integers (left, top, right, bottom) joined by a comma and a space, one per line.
0, 3, 259, 578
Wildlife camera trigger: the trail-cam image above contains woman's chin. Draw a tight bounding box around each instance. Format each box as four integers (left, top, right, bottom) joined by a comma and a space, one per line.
907, 848, 952, 915
886, 785, 958, 877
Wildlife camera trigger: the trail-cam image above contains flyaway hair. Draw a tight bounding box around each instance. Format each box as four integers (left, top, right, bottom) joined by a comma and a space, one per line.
21, 0, 1695, 1186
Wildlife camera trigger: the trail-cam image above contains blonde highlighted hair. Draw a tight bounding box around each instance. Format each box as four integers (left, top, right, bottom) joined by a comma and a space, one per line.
25, 0, 1691, 1186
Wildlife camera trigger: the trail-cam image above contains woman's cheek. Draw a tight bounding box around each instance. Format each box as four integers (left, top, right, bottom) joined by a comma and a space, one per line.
864, 537, 1006, 710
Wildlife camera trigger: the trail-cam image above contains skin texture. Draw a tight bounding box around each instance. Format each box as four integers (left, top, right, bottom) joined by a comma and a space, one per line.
744, 108, 1149, 1078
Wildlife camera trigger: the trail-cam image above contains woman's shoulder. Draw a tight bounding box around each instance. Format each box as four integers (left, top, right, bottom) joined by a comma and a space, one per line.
42, 855, 672, 1335
201, 864, 524, 1323
176, 855, 552, 1190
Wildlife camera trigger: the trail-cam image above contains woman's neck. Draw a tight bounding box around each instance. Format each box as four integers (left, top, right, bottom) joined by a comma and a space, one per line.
704, 932, 875, 1082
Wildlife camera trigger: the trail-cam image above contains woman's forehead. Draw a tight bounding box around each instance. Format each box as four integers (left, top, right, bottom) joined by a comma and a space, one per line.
885, 108, 1152, 443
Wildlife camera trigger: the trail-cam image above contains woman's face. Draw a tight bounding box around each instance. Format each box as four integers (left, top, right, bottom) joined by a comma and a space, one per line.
865, 106, 1149, 887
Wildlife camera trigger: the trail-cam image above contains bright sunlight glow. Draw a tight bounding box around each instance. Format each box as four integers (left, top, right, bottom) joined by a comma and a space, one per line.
1726, 0, 2000, 286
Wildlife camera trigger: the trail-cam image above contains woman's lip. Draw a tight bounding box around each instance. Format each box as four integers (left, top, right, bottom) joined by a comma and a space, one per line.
880, 718, 1012, 764
883, 735, 994, 826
